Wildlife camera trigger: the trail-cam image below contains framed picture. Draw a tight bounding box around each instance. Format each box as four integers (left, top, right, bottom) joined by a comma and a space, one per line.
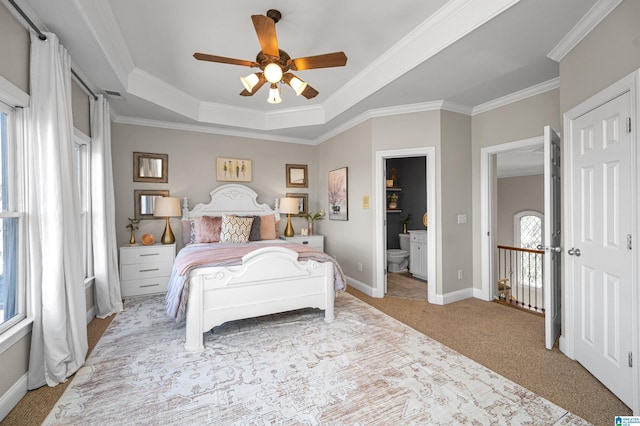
133, 152, 168, 183
216, 157, 252, 182
286, 164, 308, 188
134, 189, 170, 220
286, 193, 308, 216
328, 167, 348, 220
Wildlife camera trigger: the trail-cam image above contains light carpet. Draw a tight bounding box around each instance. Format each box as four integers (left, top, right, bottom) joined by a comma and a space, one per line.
43, 293, 590, 425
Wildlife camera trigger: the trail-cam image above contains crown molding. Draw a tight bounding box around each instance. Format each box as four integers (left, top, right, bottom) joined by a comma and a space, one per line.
547, 0, 623, 62
472, 78, 559, 116
111, 114, 315, 145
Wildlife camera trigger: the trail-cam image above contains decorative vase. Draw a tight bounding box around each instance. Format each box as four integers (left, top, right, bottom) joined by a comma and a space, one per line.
129, 228, 136, 245
308, 221, 314, 236
403, 223, 407, 234
388, 201, 398, 209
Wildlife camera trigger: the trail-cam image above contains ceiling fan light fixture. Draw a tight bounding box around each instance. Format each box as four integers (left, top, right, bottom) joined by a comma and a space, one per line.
288, 75, 308, 96
267, 83, 282, 104
264, 62, 283, 84
240, 73, 260, 93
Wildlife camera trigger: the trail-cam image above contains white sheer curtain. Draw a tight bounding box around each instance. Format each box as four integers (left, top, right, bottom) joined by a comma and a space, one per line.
90, 95, 123, 317
26, 31, 88, 389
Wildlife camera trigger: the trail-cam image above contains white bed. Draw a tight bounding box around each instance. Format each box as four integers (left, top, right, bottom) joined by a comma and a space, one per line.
173, 184, 340, 352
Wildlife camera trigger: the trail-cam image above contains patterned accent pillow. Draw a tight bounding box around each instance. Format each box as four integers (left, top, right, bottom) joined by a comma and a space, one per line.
240, 215, 261, 241
193, 216, 222, 243
220, 214, 254, 243
259, 214, 277, 240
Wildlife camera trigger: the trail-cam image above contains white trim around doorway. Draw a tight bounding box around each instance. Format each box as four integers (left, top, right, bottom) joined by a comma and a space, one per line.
479, 136, 544, 302
374, 147, 437, 303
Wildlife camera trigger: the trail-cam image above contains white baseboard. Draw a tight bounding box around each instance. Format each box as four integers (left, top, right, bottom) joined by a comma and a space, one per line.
86, 306, 96, 325
0, 373, 27, 422
345, 276, 375, 297
441, 287, 474, 305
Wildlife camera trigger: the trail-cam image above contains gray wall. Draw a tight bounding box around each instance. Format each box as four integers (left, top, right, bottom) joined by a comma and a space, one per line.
497, 175, 544, 247
111, 123, 318, 248
560, 0, 640, 113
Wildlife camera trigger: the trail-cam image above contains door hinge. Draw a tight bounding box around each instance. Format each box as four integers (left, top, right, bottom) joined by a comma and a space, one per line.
628, 234, 632, 250
629, 352, 633, 368
627, 117, 632, 133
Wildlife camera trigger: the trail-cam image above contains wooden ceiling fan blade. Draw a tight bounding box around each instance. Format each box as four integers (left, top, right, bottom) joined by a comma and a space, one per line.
290, 52, 347, 71
251, 15, 279, 58
193, 52, 258, 67
301, 84, 319, 99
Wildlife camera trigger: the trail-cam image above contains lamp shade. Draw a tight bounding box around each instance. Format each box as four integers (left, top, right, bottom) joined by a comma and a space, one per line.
153, 197, 181, 217
267, 85, 282, 104
279, 197, 299, 215
240, 73, 260, 93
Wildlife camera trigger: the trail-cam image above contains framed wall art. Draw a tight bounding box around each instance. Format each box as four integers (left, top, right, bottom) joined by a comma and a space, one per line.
133, 152, 168, 183
328, 167, 348, 220
216, 157, 252, 182
286, 193, 308, 216
285, 164, 308, 188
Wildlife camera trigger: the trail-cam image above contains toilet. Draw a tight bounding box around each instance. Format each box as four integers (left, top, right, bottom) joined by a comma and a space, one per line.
387, 233, 410, 273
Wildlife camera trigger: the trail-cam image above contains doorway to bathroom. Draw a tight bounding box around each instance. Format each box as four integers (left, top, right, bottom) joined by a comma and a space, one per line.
374, 147, 436, 302
385, 156, 427, 300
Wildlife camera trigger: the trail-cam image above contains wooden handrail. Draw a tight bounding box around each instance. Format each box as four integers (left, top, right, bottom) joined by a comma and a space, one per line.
497, 245, 544, 255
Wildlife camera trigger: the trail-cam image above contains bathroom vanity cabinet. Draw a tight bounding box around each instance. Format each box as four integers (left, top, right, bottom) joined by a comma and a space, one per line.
409, 230, 427, 280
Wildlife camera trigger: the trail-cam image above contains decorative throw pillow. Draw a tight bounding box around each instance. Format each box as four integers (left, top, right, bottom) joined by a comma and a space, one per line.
259, 214, 277, 240
220, 214, 254, 243
193, 216, 222, 243
240, 215, 261, 241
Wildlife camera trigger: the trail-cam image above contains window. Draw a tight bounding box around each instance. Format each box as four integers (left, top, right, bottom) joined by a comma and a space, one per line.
514, 211, 543, 288
74, 130, 93, 282
0, 102, 25, 334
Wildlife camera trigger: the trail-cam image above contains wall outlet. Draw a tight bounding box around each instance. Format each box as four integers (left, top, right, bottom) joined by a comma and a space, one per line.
458, 269, 464, 280
357, 262, 363, 272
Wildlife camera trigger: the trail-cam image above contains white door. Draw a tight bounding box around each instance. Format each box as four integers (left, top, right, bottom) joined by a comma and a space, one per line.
569, 91, 633, 407
544, 126, 562, 350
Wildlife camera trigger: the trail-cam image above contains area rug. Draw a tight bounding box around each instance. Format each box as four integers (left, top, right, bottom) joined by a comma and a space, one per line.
43, 292, 589, 425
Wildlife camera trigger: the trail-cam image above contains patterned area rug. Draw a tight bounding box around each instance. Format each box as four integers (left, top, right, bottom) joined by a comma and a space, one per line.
44, 293, 589, 425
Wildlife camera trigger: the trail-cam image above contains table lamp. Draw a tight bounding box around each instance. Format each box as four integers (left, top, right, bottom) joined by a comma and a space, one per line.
279, 197, 299, 237
153, 197, 181, 244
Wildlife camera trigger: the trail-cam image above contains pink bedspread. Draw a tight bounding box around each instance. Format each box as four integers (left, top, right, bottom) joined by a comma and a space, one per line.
166, 242, 346, 321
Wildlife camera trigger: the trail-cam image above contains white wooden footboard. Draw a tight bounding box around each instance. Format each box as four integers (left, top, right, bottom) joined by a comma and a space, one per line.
184, 247, 335, 352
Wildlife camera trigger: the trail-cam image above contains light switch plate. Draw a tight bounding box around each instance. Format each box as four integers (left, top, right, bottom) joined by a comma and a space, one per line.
457, 214, 467, 224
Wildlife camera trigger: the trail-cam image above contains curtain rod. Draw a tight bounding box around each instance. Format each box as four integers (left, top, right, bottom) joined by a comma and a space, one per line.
7, 0, 99, 100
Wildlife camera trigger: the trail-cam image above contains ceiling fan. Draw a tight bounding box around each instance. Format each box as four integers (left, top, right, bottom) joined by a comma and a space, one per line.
193, 9, 347, 104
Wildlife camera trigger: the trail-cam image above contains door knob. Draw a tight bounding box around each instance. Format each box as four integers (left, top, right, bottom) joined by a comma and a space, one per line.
568, 248, 581, 257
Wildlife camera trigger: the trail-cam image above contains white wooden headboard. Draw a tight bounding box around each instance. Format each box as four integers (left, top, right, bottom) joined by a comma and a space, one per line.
182, 184, 280, 221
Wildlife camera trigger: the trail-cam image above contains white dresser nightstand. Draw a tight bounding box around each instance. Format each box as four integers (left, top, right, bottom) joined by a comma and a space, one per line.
281, 234, 324, 252
119, 243, 176, 297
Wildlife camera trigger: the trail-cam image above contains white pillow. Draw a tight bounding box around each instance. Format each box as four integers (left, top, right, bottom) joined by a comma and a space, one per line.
219, 214, 254, 243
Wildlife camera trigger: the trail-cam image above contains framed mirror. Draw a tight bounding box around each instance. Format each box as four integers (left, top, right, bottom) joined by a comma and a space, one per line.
286, 192, 308, 216
133, 152, 168, 183
285, 164, 308, 188
134, 189, 170, 220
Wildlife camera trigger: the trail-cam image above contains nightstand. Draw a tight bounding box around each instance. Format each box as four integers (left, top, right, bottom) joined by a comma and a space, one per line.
281, 234, 324, 252
119, 243, 176, 297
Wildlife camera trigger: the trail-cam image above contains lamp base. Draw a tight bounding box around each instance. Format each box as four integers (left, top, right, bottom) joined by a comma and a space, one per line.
284, 214, 294, 237
161, 217, 175, 244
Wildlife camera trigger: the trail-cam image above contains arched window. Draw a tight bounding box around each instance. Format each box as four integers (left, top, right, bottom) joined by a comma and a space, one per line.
514, 211, 544, 289
514, 211, 543, 249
